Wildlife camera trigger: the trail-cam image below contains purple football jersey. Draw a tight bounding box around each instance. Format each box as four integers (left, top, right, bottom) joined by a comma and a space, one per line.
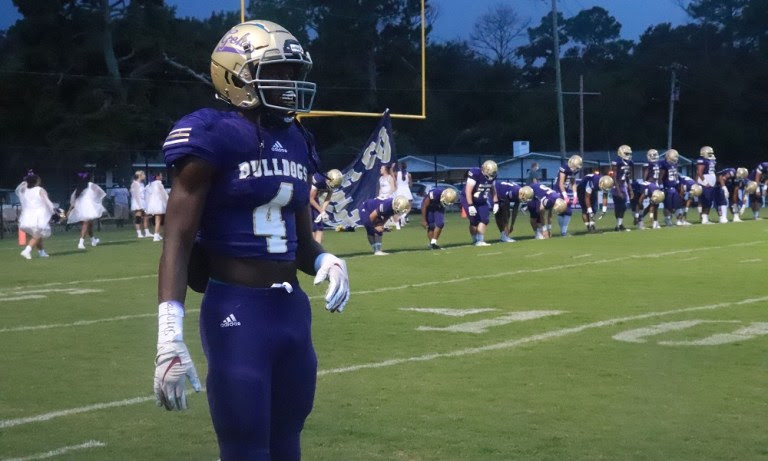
644, 161, 660, 183
495, 180, 521, 204
557, 164, 577, 190
611, 157, 634, 183
163, 108, 312, 260
659, 159, 679, 187
466, 167, 494, 203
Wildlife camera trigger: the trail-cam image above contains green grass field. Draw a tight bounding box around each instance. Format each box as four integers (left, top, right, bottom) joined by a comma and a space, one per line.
1, 213, 767, 460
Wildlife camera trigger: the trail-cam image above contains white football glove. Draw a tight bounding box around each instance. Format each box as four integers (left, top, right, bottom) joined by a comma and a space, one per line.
314, 253, 350, 313
492, 203, 499, 214
314, 211, 329, 223
468, 205, 477, 216
154, 301, 201, 411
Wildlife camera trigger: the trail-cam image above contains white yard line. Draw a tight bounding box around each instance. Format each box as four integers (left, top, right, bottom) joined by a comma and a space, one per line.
740, 258, 762, 263
0, 309, 200, 334
0, 441, 105, 461
2, 294, 766, 430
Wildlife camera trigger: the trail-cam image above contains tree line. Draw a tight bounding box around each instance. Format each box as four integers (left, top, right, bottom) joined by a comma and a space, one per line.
1, 0, 766, 192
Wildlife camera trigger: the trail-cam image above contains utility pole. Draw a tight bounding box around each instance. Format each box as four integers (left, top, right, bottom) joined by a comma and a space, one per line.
563, 75, 601, 155
666, 64, 681, 150
551, 0, 566, 159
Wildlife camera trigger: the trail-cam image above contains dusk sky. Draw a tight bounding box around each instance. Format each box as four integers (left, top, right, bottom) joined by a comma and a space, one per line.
1, 0, 690, 40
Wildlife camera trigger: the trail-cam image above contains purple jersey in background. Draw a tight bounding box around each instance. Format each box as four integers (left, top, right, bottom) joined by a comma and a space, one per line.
659, 159, 679, 188
466, 167, 494, 204
163, 108, 312, 261
612, 157, 634, 184
495, 181, 521, 205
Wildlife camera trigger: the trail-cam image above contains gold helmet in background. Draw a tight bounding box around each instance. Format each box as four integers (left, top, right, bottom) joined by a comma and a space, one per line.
700, 146, 715, 159
552, 198, 567, 214
651, 189, 666, 204
567, 155, 583, 171
664, 149, 679, 164
210, 20, 316, 112
689, 184, 703, 197
518, 186, 534, 202
325, 169, 343, 189
440, 188, 458, 206
743, 181, 758, 195
481, 160, 498, 180
617, 145, 633, 160
736, 168, 748, 179
647, 149, 659, 162
598, 175, 615, 191
393, 195, 412, 214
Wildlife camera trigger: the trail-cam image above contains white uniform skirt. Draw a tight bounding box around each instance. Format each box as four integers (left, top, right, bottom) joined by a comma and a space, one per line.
67, 183, 106, 223
145, 181, 168, 215
19, 207, 53, 238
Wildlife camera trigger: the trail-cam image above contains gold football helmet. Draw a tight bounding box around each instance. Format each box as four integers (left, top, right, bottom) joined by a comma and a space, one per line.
393, 195, 412, 214
700, 146, 715, 159
481, 160, 498, 180
647, 149, 659, 162
598, 175, 615, 191
736, 167, 748, 179
210, 20, 316, 112
552, 198, 567, 214
689, 184, 703, 197
617, 145, 633, 160
567, 155, 583, 171
518, 186, 534, 202
744, 181, 758, 195
664, 149, 679, 164
650, 189, 666, 204
440, 188, 458, 206
325, 169, 343, 189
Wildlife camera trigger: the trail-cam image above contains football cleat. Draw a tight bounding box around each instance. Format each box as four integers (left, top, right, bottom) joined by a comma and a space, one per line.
598, 175, 615, 191
689, 184, 703, 197
735, 168, 748, 180
650, 189, 666, 204
440, 188, 458, 206
325, 169, 343, 189
567, 155, 583, 171
617, 144, 633, 160
210, 20, 316, 112
518, 186, 534, 202
481, 160, 498, 180
664, 149, 679, 164
392, 195, 411, 214
647, 149, 659, 162
700, 146, 715, 159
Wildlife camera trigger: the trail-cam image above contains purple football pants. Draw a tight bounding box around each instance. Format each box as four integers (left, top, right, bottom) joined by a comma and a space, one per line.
200, 279, 317, 461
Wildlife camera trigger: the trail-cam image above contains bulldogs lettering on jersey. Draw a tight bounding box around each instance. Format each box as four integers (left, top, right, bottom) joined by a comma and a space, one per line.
466, 167, 494, 202
163, 108, 312, 260
611, 157, 634, 183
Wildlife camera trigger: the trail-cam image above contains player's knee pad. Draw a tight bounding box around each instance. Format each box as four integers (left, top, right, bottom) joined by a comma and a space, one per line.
134, 215, 142, 225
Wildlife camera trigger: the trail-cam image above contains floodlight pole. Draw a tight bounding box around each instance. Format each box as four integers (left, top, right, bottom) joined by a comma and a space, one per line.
666, 66, 678, 150
552, 0, 567, 160
563, 75, 601, 155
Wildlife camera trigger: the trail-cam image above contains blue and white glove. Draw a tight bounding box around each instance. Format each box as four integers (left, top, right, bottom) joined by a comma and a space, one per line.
154, 301, 201, 411
314, 253, 350, 313
468, 205, 477, 216
492, 203, 499, 214
314, 211, 329, 223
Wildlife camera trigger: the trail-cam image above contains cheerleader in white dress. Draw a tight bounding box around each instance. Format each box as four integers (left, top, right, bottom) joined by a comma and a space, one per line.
394, 162, 414, 227
67, 172, 106, 250
16, 172, 55, 259
144, 172, 169, 242
130, 170, 152, 238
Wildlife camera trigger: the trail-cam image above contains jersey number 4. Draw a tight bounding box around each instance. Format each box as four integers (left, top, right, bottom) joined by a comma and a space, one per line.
252, 182, 294, 253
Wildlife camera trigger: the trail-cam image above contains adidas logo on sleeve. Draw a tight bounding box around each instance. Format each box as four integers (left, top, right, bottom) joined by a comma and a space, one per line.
220, 314, 241, 328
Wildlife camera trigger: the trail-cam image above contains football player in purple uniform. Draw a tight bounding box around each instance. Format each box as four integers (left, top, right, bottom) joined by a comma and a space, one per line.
554, 155, 581, 237
577, 173, 613, 232
746, 162, 768, 219
309, 169, 342, 243
678, 175, 701, 225
154, 21, 350, 461
420, 187, 458, 249
715, 167, 748, 222
461, 160, 498, 246
643, 149, 661, 185
659, 149, 685, 226
695, 146, 717, 224
630, 179, 665, 229
611, 145, 634, 231
526, 183, 567, 239
359, 195, 411, 255
494, 180, 531, 242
